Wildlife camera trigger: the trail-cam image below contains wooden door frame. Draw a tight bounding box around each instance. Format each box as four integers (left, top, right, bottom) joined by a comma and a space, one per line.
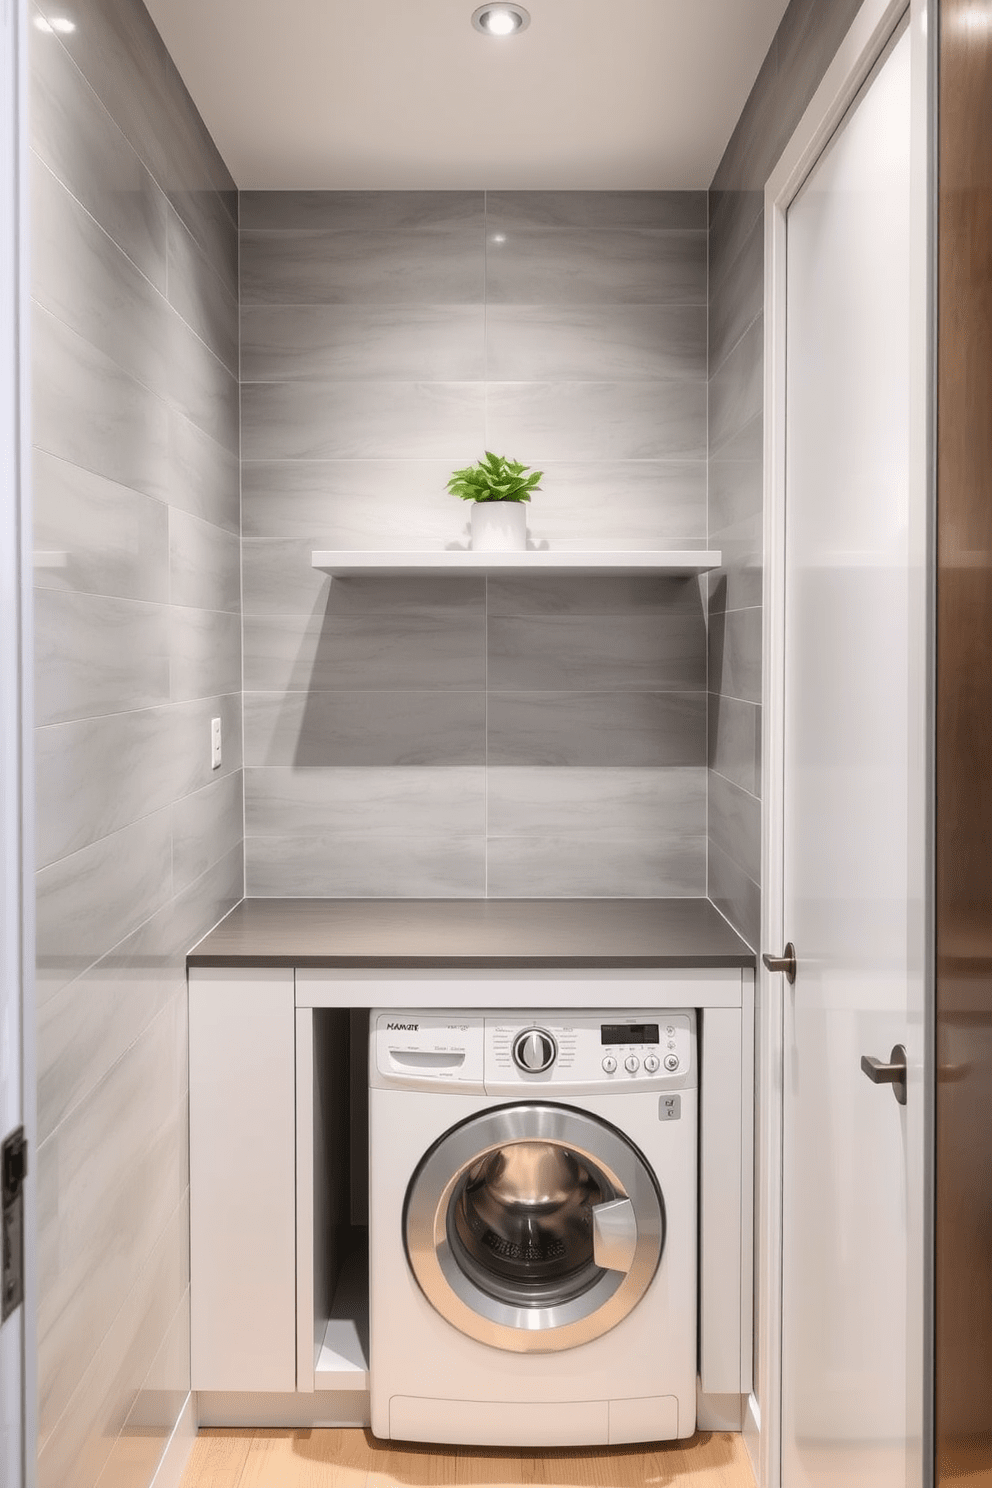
933, 1, 992, 1480
758, 2, 934, 1486
0, 1, 35, 1484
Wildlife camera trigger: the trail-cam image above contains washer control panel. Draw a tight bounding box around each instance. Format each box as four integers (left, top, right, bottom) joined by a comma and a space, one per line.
487, 1014, 693, 1091
372, 1010, 696, 1093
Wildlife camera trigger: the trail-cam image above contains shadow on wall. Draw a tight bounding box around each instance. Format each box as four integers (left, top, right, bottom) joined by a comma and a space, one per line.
240, 572, 712, 899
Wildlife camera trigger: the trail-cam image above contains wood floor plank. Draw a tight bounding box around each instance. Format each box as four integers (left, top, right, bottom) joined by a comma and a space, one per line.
366, 1432, 474, 1488
178, 1429, 255, 1488
640, 1431, 755, 1487
236, 1427, 373, 1488
180, 1428, 754, 1488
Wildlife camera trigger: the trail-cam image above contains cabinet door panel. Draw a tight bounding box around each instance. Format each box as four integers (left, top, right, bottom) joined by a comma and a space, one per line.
190, 967, 296, 1391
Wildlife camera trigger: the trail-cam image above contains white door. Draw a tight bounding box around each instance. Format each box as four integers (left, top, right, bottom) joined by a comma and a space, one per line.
779, 20, 925, 1488
1, 1, 34, 1484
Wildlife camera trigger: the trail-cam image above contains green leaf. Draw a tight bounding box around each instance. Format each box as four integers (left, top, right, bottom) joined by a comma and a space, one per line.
447, 452, 542, 504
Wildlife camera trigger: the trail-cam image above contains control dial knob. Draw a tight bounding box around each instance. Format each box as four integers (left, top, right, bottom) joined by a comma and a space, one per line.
512, 1028, 557, 1073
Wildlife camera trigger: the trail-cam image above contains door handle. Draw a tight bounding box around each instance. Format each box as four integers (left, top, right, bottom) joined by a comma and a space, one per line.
860, 1044, 907, 1106
592, 1198, 637, 1273
762, 943, 797, 984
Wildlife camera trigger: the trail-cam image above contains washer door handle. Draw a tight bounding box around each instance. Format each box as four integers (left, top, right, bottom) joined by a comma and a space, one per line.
592, 1199, 638, 1273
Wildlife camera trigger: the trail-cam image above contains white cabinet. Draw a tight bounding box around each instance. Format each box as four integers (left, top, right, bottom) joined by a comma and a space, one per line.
189, 967, 297, 1392
188, 964, 754, 1420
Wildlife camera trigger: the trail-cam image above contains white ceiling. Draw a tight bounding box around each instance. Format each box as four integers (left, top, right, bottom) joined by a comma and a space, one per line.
145, 0, 791, 191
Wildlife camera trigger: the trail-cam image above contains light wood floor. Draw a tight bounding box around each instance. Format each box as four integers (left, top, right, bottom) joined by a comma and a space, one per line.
179, 1427, 754, 1488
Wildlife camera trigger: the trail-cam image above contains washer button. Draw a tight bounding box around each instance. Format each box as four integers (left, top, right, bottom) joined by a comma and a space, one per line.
624, 1054, 640, 1074
644, 1054, 660, 1073
602, 1055, 617, 1074
664, 1053, 680, 1072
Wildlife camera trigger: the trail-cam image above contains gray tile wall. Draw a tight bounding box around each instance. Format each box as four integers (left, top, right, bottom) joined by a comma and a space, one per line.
30, 3, 241, 1485
706, 0, 864, 947
239, 190, 709, 897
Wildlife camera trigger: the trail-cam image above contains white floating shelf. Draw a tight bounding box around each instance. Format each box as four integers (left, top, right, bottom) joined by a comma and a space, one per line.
311, 549, 722, 578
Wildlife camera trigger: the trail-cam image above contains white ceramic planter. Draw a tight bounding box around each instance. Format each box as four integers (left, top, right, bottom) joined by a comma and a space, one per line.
470, 501, 528, 552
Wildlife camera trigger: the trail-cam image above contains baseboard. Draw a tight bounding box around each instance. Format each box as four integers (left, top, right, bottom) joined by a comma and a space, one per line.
197, 1390, 370, 1429
695, 1384, 744, 1432
743, 1394, 760, 1483
150, 1392, 197, 1488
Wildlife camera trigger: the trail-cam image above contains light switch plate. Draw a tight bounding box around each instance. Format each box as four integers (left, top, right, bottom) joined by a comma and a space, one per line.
210, 717, 222, 770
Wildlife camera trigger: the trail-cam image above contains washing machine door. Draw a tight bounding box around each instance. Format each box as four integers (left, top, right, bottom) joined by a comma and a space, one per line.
403, 1102, 665, 1353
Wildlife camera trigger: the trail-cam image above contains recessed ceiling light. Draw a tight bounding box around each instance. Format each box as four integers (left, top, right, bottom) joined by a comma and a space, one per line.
471, 5, 530, 37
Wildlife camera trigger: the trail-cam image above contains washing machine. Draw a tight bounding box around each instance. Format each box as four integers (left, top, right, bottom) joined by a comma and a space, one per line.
368, 1008, 698, 1447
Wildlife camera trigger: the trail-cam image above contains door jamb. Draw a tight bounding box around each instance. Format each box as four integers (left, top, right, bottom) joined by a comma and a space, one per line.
758, 2, 926, 1486
0, 0, 35, 1485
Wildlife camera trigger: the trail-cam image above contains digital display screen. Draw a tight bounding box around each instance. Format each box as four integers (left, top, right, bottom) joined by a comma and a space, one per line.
601, 1024, 660, 1046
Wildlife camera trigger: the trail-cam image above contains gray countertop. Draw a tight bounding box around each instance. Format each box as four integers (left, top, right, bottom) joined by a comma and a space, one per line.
187, 898, 755, 969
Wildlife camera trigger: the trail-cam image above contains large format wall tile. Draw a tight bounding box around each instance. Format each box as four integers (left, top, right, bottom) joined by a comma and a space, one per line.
35, 591, 170, 726
32, 9, 242, 1486
29, 11, 168, 292
487, 764, 705, 849
486, 380, 707, 462
242, 305, 486, 383
35, 700, 237, 869
242, 380, 486, 461
486, 840, 706, 899
169, 508, 241, 613
243, 690, 487, 768
169, 605, 242, 702
708, 605, 763, 707
92, 1286, 190, 1488
241, 457, 707, 550
240, 227, 485, 306
709, 191, 763, 309
485, 228, 707, 305
38, 1187, 190, 1488
245, 766, 487, 898
33, 305, 172, 504
486, 573, 705, 617
487, 692, 707, 768
488, 614, 707, 692
708, 838, 761, 950
241, 458, 466, 544
240, 190, 711, 897
243, 596, 486, 693
172, 770, 245, 895
706, 0, 862, 942
708, 768, 761, 886
709, 316, 763, 454
33, 451, 169, 604
167, 404, 240, 535
485, 191, 707, 231
245, 765, 486, 837
166, 208, 239, 376
709, 692, 762, 799
708, 437, 763, 614
246, 833, 487, 898
240, 190, 484, 231
709, 212, 763, 375
36, 808, 174, 1005
495, 461, 707, 550
486, 305, 707, 382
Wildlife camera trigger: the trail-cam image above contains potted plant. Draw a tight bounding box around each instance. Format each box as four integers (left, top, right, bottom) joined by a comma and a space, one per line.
447, 452, 543, 552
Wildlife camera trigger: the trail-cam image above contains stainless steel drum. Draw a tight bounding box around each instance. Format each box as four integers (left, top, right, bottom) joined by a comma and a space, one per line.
403, 1102, 665, 1353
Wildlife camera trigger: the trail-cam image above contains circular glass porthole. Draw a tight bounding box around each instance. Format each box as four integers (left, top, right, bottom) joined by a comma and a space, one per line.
404, 1103, 664, 1353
